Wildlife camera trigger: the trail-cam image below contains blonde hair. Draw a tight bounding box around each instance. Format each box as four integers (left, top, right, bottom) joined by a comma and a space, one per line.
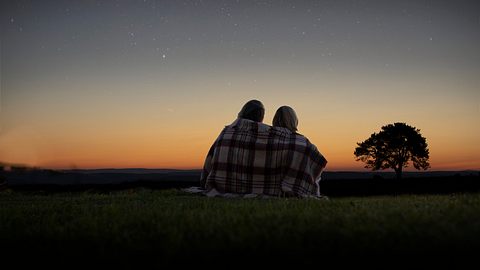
273, 106, 298, 132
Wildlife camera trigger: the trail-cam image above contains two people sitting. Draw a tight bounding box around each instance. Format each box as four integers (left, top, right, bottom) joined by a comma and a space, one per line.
200, 100, 327, 198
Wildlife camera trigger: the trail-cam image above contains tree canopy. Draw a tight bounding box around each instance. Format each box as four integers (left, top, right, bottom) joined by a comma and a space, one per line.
354, 123, 430, 179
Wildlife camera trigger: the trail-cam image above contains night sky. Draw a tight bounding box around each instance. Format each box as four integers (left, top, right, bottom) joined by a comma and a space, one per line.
1, 0, 479, 170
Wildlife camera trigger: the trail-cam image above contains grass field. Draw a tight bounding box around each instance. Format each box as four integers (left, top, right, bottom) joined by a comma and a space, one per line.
1, 189, 480, 266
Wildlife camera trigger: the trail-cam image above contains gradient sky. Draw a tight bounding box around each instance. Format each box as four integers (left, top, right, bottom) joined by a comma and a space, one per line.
1, 0, 479, 170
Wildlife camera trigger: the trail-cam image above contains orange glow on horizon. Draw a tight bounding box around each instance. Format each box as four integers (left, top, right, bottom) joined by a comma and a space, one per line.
1, 116, 479, 171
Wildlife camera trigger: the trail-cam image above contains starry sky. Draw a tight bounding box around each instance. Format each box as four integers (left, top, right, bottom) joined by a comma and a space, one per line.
1, 0, 479, 170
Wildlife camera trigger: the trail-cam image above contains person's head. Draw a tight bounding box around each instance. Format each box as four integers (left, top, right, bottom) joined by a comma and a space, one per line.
273, 106, 298, 132
237, 100, 265, 122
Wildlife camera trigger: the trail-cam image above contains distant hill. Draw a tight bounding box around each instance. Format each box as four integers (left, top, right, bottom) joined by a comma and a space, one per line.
1, 165, 479, 196
2, 169, 200, 186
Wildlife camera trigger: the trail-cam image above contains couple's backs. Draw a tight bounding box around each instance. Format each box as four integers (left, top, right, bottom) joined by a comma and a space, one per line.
201, 118, 327, 197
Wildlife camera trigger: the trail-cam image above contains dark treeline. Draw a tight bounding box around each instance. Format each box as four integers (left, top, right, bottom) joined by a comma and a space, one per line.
1, 166, 479, 196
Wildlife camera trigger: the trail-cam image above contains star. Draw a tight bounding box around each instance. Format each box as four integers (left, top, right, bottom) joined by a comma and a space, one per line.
162, 54, 166, 59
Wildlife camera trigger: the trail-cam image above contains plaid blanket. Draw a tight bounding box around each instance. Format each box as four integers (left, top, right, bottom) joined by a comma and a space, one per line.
200, 118, 327, 197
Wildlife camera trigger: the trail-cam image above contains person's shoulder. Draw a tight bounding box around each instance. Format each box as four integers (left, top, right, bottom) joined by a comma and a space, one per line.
271, 126, 291, 135
302, 136, 317, 148
293, 133, 319, 150
227, 118, 271, 132
293, 131, 305, 138
256, 121, 271, 132
270, 127, 308, 141
292, 131, 308, 142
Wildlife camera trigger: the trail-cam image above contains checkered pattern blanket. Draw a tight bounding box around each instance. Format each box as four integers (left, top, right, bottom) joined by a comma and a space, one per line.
200, 118, 327, 197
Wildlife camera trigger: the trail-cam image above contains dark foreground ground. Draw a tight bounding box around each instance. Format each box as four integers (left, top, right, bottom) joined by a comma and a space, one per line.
1, 189, 479, 267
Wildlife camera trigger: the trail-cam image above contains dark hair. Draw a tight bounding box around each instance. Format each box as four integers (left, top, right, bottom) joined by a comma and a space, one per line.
237, 100, 265, 122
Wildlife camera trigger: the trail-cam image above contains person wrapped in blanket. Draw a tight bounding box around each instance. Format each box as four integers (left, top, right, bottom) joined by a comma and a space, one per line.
200, 100, 327, 198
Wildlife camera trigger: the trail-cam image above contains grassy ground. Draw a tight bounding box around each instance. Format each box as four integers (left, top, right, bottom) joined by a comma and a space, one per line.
1, 189, 480, 266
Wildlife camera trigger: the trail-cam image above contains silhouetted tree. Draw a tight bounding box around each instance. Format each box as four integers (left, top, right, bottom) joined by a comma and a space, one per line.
354, 123, 430, 179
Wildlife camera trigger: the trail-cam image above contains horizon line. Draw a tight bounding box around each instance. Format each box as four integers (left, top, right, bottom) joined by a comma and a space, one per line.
1, 161, 479, 172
